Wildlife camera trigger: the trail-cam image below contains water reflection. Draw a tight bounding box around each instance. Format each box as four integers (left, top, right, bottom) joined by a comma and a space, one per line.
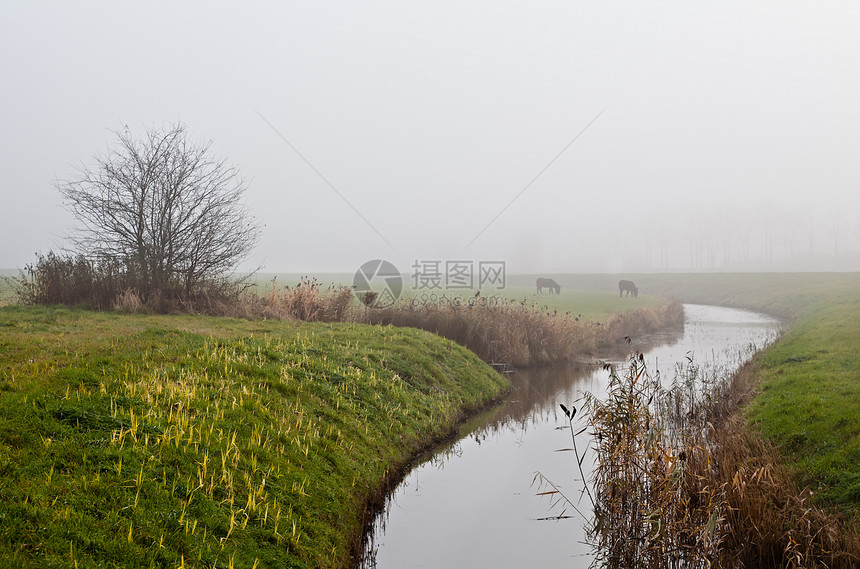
361, 305, 782, 569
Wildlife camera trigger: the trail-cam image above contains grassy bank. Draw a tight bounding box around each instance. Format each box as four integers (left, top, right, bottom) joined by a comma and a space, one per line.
630, 273, 860, 514
0, 306, 508, 568
748, 294, 860, 511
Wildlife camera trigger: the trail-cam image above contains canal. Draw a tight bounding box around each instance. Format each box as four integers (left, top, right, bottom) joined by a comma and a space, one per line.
361, 304, 782, 568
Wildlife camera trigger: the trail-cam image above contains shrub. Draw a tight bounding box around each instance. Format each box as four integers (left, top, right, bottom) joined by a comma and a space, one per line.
13, 251, 255, 314
13, 251, 133, 309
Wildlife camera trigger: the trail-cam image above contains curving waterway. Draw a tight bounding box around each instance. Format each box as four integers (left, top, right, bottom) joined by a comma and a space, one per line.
360, 305, 783, 568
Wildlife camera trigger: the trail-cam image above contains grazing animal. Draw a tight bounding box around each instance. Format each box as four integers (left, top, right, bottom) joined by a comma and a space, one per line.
618, 280, 638, 298
536, 277, 561, 294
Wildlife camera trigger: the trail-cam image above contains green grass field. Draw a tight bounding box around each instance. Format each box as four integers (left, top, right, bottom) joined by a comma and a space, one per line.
0, 306, 508, 568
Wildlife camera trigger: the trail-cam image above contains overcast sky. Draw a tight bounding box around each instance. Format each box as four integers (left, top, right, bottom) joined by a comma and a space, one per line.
2, 1, 859, 275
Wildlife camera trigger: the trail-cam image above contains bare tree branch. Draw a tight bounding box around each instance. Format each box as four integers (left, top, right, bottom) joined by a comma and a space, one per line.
57, 123, 261, 305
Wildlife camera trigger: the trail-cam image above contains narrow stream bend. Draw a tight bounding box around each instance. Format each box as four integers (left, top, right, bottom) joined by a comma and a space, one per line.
360, 305, 782, 568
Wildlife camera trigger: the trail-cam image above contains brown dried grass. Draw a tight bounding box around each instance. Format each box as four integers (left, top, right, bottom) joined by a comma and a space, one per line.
584, 352, 860, 568
238, 277, 355, 322
710, 363, 860, 568
363, 298, 684, 368
111, 289, 145, 313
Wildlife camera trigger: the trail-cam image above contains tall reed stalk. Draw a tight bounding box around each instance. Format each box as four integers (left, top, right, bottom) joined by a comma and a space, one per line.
569, 349, 860, 568
584, 353, 721, 568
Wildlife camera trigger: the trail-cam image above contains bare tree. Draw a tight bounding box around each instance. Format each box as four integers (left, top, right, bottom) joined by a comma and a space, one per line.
58, 123, 261, 304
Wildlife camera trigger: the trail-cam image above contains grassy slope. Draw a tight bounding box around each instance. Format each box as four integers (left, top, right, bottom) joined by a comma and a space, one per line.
0, 306, 508, 568
747, 290, 860, 510
622, 272, 860, 513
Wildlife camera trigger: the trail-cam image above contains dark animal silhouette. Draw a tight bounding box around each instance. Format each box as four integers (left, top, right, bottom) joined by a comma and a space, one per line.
618, 280, 638, 298
536, 277, 561, 294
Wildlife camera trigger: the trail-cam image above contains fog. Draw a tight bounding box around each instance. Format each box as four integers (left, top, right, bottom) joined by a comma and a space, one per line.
2, 2, 859, 275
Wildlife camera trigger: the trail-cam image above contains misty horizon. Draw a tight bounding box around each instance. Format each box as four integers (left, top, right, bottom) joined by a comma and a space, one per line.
2, 3, 859, 275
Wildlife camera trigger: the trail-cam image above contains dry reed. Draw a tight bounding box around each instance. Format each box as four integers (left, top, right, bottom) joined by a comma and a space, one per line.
364, 298, 684, 368
580, 350, 860, 568
111, 288, 145, 313
201, 277, 355, 322
258, 277, 353, 322
584, 354, 721, 569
